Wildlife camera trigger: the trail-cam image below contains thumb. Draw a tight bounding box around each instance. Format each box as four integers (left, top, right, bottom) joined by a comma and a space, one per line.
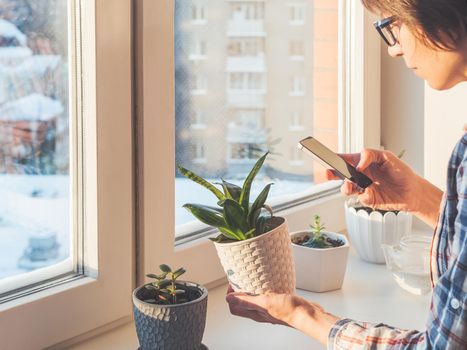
356, 149, 385, 171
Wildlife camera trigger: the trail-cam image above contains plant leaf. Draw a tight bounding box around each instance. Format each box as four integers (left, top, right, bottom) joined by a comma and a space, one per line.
220, 179, 242, 202
159, 264, 172, 273
172, 267, 186, 279
177, 164, 225, 201
244, 228, 256, 239
175, 289, 185, 294
255, 215, 269, 235
223, 199, 249, 234
218, 227, 242, 241
146, 273, 159, 279
183, 204, 226, 228
263, 204, 274, 217
247, 183, 273, 227
209, 233, 237, 243
239, 152, 269, 212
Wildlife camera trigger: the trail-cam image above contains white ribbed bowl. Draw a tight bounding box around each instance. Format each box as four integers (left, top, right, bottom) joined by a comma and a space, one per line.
345, 198, 412, 264
213, 217, 295, 294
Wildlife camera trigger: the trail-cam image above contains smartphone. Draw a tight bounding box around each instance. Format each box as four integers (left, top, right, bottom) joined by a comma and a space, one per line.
298, 136, 373, 189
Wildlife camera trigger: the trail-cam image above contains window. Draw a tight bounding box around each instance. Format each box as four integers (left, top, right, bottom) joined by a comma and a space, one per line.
191, 110, 207, 129
228, 72, 265, 91
192, 74, 207, 94
289, 111, 304, 130
230, 2, 265, 20
228, 38, 264, 57
290, 76, 305, 95
288, 3, 306, 25
0, 1, 133, 348
193, 143, 206, 163
290, 40, 304, 59
192, 4, 206, 24
137, 0, 381, 306
189, 40, 207, 60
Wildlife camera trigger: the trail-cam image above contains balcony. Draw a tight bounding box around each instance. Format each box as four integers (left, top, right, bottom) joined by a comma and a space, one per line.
227, 92, 265, 108
227, 19, 265, 37
226, 56, 266, 72
227, 122, 267, 144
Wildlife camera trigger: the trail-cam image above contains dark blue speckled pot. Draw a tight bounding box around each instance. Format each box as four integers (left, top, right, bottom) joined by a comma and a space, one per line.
132, 281, 208, 350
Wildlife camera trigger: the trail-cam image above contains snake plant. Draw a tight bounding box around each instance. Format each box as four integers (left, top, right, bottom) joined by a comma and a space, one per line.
177, 152, 274, 243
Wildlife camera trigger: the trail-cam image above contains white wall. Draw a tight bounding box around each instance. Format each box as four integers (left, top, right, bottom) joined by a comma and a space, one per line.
424, 84, 467, 190
379, 43, 467, 231
380, 43, 425, 176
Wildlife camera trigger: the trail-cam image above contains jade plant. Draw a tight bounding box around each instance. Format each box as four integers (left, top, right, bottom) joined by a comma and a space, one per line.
292, 215, 344, 249
144, 264, 187, 304
177, 152, 274, 243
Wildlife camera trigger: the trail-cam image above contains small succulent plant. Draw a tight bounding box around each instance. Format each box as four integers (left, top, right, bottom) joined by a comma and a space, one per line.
145, 264, 187, 304
177, 152, 274, 243
293, 215, 343, 249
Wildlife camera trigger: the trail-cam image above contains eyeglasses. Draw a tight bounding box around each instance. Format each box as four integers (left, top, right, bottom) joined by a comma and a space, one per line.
374, 16, 399, 46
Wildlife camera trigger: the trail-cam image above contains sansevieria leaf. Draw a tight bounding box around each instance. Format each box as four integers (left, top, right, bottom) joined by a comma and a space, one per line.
247, 183, 273, 227
218, 227, 243, 241
220, 179, 242, 202
177, 164, 225, 201
223, 199, 249, 234
183, 204, 226, 228
239, 152, 269, 212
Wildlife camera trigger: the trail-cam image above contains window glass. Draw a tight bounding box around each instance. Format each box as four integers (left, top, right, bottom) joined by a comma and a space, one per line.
0, 0, 71, 290
175, 0, 340, 229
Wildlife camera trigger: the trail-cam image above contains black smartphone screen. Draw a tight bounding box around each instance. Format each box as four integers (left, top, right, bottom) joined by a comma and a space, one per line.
298, 136, 373, 189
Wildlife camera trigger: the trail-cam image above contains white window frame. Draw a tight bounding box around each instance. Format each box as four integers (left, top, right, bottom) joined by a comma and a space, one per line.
289, 75, 306, 96
288, 3, 306, 25
137, 0, 380, 288
0, 0, 133, 348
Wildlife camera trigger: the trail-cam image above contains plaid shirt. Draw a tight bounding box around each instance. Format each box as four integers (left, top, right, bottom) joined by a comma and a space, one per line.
328, 133, 467, 349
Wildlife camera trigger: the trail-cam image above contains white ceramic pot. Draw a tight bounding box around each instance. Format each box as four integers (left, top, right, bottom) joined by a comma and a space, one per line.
345, 198, 412, 264
291, 231, 349, 292
213, 217, 295, 294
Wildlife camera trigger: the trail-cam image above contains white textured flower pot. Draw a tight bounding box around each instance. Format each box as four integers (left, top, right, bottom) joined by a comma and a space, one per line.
291, 231, 349, 292
345, 198, 412, 264
213, 217, 295, 294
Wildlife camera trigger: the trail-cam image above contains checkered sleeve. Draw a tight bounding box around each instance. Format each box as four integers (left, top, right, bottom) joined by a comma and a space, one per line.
328, 135, 467, 349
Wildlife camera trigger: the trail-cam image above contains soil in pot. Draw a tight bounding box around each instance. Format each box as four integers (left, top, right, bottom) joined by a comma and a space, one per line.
136, 281, 203, 305
292, 232, 345, 249
353, 206, 400, 215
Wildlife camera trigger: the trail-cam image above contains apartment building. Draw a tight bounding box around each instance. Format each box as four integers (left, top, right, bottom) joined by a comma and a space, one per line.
175, 0, 338, 183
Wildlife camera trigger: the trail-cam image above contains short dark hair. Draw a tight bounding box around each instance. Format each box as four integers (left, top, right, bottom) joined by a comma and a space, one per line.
361, 0, 467, 50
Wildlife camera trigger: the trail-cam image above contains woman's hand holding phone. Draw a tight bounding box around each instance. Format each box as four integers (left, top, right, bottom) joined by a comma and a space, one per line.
327, 149, 423, 212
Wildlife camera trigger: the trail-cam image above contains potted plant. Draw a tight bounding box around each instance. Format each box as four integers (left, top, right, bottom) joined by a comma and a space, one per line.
132, 264, 208, 350
178, 152, 295, 294
344, 150, 412, 264
291, 215, 349, 292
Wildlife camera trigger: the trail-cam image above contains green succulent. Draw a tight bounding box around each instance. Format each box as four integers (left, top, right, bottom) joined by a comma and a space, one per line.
177, 152, 274, 243
145, 264, 187, 304
303, 215, 334, 249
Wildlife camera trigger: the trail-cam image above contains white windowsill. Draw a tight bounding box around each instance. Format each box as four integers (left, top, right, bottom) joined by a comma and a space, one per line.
69, 249, 431, 350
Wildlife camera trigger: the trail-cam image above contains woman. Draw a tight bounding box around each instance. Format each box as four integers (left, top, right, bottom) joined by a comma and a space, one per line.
226, 0, 467, 348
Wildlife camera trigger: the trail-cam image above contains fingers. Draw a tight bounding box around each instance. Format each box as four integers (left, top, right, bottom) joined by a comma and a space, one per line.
356, 149, 386, 171
340, 179, 359, 196
325, 169, 341, 181
337, 153, 361, 167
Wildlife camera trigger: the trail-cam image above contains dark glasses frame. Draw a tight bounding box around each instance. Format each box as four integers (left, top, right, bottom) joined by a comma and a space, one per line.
374, 16, 398, 46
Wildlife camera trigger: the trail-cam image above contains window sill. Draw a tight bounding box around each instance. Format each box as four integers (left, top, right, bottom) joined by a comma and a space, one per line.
68, 249, 431, 350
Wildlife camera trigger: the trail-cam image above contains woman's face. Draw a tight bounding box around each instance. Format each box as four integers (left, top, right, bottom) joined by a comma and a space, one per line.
387, 23, 467, 90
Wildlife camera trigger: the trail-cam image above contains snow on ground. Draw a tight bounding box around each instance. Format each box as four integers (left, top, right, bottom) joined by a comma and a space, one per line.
0, 174, 313, 280
0, 175, 70, 279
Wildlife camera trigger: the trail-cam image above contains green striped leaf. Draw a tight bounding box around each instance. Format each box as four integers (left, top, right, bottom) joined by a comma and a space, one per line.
218, 227, 242, 241
177, 164, 225, 201
183, 204, 226, 228
223, 199, 249, 234
220, 179, 242, 202
239, 152, 269, 212
247, 183, 273, 227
